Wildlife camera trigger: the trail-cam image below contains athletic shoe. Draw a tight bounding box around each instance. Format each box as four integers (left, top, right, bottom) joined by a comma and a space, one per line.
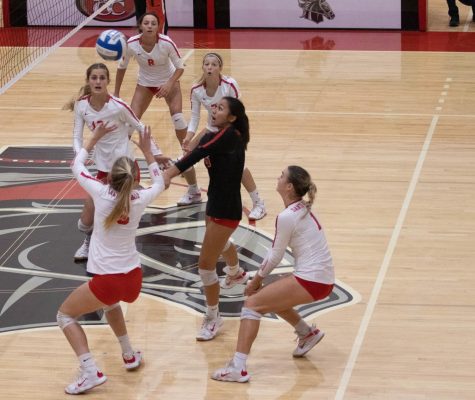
73, 236, 90, 262
211, 360, 250, 383
123, 350, 142, 371
220, 266, 249, 289
292, 325, 325, 357
177, 191, 202, 206
449, 16, 460, 27
248, 201, 266, 220
65, 368, 107, 395
196, 314, 223, 341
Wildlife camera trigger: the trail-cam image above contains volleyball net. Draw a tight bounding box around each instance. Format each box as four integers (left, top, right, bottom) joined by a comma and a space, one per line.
0, 0, 120, 95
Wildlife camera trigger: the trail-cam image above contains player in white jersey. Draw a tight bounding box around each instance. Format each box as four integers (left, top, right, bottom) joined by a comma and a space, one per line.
114, 12, 201, 206
211, 165, 335, 383
184, 52, 267, 222
57, 125, 166, 394
66, 63, 167, 262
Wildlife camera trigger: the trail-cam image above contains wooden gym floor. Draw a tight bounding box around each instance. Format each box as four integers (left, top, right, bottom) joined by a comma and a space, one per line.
0, 4, 474, 400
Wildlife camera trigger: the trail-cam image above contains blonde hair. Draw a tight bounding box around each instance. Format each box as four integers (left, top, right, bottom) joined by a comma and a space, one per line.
104, 156, 138, 229
287, 165, 317, 213
195, 52, 223, 86
63, 63, 110, 111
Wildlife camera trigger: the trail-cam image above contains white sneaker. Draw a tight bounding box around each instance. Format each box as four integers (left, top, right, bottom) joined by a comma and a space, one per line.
249, 201, 266, 220
73, 236, 90, 262
292, 325, 325, 357
65, 367, 107, 395
196, 315, 224, 341
177, 191, 202, 206
123, 350, 142, 371
211, 360, 250, 383
220, 266, 249, 289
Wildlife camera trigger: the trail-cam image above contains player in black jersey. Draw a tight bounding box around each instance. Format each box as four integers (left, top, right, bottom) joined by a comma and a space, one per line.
163, 97, 250, 341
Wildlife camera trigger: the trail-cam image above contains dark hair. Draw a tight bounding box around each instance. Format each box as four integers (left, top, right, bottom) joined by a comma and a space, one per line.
63, 63, 109, 111
137, 12, 160, 33
223, 97, 250, 150
287, 165, 317, 212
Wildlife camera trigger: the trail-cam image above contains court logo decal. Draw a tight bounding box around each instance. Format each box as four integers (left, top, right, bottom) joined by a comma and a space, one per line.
0, 146, 358, 333
76, 0, 136, 22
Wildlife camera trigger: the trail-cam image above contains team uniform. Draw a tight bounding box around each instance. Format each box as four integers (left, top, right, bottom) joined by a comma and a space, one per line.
188, 76, 240, 134
73, 95, 140, 174
72, 148, 165, 304
118, 33, 184, 89
258, 200, 334, 299
175, 126, 245, 223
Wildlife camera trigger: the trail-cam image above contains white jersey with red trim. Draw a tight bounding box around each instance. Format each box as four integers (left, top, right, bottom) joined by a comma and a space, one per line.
72, 148, 165, 275
188, 76, 240, 134
72, 95, 144, 172
258, 200, 334, 284
118, 33, 184, 86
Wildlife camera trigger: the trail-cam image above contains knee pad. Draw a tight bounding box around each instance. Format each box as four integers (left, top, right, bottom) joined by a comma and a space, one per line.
199, 269, 219, 286
57, 311, 77, 330
78, 219, 93, 234
240, 307, 262, 321
171, 113, 187, 130
103, 302, 121, 313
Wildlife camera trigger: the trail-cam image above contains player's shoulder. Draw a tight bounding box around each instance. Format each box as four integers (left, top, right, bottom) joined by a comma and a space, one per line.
220, 75, 238, 86
190, 82, 205, 94
127, 33, 141, 44
158, 33, 174, 43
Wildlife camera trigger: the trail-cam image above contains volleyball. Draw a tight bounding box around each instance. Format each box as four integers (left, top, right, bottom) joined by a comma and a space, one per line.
96, 30, 127, 61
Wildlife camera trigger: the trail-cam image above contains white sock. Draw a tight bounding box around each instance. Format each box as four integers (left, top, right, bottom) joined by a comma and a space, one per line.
118, 334, 134, 358
206, 304, 219, 319
226, 263, 240, 276
232, 352, 248, 370
79, 352, 97, 371
188, 184, 199, 194
249, 189, 261, 205
294, 319, 312, 338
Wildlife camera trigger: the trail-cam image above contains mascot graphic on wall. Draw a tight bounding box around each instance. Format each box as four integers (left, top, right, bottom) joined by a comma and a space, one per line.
298, 0, 336, 24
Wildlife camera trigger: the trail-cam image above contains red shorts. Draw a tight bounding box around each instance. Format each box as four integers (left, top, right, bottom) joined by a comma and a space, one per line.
95, 160, 140, 184
89, 267, 142, 306
146, 86, 161, 95
294, 275, 333, 301
209, 216, 240, 229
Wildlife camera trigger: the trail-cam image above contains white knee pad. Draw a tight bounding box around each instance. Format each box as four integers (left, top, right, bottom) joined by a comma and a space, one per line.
57, 311, 77, 330
240, 307, 262, 321
199, 269, 219, 286
78, 219, 93, 234
171, 113, 187, 130
103, 302, 121, 313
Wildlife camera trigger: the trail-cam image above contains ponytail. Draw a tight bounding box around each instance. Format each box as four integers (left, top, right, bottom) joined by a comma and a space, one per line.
287, 165, 317, 214
223, 97, 250, 150
104, 157, 137, 229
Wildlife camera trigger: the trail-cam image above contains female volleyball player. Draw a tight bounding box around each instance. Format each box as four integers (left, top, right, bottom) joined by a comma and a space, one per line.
67, 63, 166, 262
184, 52, 267, 222
58, 125, 165, 394
211, 165, 335, 382
162, 97, 249, 341
114, 11, 201, 206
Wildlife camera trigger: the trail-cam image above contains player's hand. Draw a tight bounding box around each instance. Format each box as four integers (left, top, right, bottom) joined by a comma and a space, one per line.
244, 275, 263, 296
92, 121, 116, 142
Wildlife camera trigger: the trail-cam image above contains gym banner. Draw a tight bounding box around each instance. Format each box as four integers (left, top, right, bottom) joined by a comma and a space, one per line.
229, 0, 401, 29
24, 0, 193, 27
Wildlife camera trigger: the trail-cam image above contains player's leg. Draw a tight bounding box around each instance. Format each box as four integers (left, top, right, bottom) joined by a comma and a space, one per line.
165, 82, 201, 205
196, 219, 236, 341
57, 283, 108, 394
242, 167, 266, 220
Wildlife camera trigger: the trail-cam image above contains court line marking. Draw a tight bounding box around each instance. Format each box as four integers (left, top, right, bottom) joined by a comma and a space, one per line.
335, 114, 440, 400
0, 105, 474, 118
